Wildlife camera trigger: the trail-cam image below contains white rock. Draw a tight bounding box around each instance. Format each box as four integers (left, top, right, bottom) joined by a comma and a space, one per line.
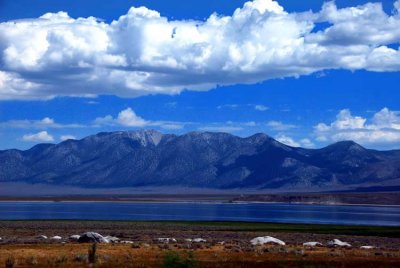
158, 238, 177, 243
251, 236, 285, 246
328, 239, 351, 247
303, 242, 323, 247
69, 235, 81, 241
38, 235, 48, 240
120, 240, 134, 244
193, 238, 207, 243
105, 236, 120, 243
51, 236, 62, 240
360, 246, 375, 249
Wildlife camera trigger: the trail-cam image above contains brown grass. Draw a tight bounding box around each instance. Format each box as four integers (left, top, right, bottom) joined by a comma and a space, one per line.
0, 244, 399, 268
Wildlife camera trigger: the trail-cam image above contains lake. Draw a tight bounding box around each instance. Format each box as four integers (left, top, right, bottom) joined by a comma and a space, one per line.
0, 202, 399, 226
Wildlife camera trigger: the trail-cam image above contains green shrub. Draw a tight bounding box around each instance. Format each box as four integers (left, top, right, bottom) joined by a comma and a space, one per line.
162, 251, 196, 268
55, 255, 68, 264
26, 256, 38, 266
74, 254, 87, 262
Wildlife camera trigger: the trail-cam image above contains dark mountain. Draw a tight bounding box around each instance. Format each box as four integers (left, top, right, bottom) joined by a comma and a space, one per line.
0, 130, 399, 191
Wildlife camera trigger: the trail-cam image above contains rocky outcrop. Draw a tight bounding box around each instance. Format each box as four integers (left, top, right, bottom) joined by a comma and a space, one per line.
157, 238, 177, 243
250, 236, 285, 246
78, 232, 109, 243
303, 242, 323, 247
328, 239, 351, 247
69, 235, 80, 241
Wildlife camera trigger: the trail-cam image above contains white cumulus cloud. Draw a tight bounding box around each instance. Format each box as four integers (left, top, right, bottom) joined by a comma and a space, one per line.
94, 107, 184, 129
276, 134, 315, 148
22, 131, 54, 142
94, 108, 149, 127
0, 0, 400, 100
315, 108, 400, 145
116, 108, 149, 127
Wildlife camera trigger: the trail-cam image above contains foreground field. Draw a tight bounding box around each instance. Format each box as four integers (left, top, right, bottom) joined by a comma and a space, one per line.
0, 221, 400, 267
2, 243, 400, 268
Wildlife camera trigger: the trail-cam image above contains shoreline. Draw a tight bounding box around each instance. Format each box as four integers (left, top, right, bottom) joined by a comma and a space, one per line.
1, 198, 400, 207
0, 219, 399, 229
0, 191, 399, 205
1, 201, 400, 209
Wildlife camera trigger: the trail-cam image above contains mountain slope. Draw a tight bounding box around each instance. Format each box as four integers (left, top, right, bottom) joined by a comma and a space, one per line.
0, 130, 399, 191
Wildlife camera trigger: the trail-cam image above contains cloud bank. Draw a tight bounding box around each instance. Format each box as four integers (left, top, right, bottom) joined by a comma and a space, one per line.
0, 0, 399, 100
315, 108, 400, 145
0, 117, 82, 129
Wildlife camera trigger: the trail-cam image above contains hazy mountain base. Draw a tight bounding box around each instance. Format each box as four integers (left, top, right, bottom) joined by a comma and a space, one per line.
0, 183, 237, 197
0, 180, 398, 196
1, 182, 400, 205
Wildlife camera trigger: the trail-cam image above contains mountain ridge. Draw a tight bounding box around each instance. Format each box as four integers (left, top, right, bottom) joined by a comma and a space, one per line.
0, 130, 399, 191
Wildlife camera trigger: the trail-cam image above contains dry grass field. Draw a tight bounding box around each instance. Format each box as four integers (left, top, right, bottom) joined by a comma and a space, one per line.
0, 221, 399, 267
1, 243, 400, 268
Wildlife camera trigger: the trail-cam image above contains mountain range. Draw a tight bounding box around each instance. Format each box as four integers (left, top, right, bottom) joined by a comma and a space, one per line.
1, 130, 399, 191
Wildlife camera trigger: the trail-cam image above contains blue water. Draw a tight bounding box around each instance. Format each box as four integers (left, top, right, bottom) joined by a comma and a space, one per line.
0, 202, 399, 226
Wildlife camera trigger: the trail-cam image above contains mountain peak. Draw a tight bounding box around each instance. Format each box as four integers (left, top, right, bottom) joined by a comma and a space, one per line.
328, 140, 366, 152
248, 133, 269, 139
124, 129, 163, 146
245, 133, 271, 144
84, 129, 163, 147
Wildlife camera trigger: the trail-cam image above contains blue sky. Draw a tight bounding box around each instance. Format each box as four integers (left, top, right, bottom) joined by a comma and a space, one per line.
0, 0, 399, 150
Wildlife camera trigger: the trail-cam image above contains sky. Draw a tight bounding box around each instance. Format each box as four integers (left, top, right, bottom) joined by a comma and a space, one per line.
0, 0, 399, 150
